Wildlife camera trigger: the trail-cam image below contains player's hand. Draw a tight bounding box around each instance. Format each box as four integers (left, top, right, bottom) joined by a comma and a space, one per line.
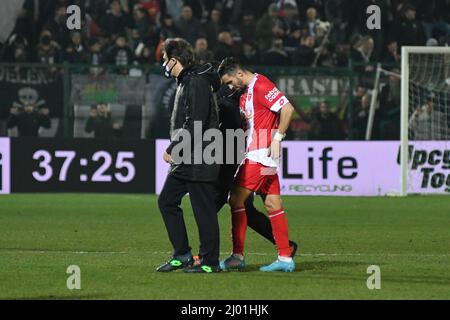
163, 151, 174, 164
268, 140, 281, 162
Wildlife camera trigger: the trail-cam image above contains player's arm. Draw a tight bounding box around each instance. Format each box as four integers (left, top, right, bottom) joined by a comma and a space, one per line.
278, 102, 295, 136
268, 103, 295, 161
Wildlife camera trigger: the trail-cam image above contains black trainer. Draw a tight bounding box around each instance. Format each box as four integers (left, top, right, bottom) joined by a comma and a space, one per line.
183, 263, 221, 273
156, 253, 194, 272
289, 241, 298, 258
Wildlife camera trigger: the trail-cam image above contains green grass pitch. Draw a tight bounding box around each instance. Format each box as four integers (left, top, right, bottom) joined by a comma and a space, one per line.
0, 194, 449, 300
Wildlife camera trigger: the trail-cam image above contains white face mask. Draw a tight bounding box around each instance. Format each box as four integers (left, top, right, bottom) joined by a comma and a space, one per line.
162, 59, 177, 78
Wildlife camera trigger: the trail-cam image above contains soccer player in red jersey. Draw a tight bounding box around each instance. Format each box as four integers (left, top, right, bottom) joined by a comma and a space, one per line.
218, 58, 296, 272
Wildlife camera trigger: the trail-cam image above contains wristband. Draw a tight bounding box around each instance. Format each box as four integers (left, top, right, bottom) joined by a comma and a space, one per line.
273, 131, 285, 142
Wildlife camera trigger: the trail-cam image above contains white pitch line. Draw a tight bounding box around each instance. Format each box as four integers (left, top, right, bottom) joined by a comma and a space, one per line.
2, 249, 450, 258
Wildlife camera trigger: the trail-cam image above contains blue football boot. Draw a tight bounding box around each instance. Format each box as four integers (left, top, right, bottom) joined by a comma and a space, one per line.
219, 254, 246, 271
260, 259, 295, 272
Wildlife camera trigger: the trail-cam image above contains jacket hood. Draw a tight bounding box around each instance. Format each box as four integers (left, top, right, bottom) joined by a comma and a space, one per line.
179, 63, 221, 92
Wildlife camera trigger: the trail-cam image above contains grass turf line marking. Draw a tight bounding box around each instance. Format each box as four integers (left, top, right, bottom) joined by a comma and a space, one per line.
1, 249, 449, 258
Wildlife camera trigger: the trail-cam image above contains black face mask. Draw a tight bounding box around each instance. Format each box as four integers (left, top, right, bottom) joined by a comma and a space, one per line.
162, 59, 177, 78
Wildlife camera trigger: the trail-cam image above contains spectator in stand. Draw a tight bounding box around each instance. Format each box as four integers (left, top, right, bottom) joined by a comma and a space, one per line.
107, 35, 134, 73
351, 35, 375, 86
309, 101, 344, 140
353, 92, 372, 140
379, 69, 401, 140
185, 0, 216, 24
239, 11, 257, 44
11, 43, 29, 63
100, 0, 132, 38
65, 32, 88, 64
86, 38, 106, 76
280, 3, 302, 52
131, 6, 152, 42
213, 31, 234, 62
304, 7, 320, 38
334, 43, 351, 67
204, 8, 226, 51
129, 7, 159, 60
345, 84, 366, 131
382, 39, 401, 65
194, 37, 214, 64
324, 0, 350, 44
262, 37, 290, 66
315, 43, 334, 67
255, 3, 281, 53
3, 35, 30, 63
297, 0, 325, 20
7, 104, 51, 137
219, 0, 244, 25
394, 4, 426, 47
293, 35, 316, 66
409, 95, 449, 140
87, 38, 105, 65
176, 5, 205, 46
43, 3, 70, 48
239, 41, 260, 65
160, 14, 180, 39
85, 103, 122, 139
35, 30, 61, 64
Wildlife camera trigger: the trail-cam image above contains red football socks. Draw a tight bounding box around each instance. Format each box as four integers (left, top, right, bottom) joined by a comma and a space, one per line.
231, 207, 247, 255
269, 208, 291, 257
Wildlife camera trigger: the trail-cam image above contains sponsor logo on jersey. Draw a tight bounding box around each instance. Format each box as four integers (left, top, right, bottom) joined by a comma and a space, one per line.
265, 87, 280, 102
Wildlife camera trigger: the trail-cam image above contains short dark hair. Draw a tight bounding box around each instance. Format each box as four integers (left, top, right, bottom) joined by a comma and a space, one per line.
217, 57, 246, 78
162, 38, 195, 67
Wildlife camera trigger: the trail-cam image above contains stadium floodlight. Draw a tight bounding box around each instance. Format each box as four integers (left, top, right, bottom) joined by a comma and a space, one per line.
400, 46, 450, 196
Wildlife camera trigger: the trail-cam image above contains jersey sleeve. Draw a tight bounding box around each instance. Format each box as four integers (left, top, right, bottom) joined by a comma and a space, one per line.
255, 76, 290, 113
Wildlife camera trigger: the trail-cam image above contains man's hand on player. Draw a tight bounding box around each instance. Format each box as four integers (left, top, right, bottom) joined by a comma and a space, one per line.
163, 151, 174, 164
268, 140, 281, 162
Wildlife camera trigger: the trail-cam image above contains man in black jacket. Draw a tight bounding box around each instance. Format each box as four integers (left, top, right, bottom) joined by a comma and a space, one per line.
156, 38, 221, 273
84, 103, 122, 139
7, 104, 51, 137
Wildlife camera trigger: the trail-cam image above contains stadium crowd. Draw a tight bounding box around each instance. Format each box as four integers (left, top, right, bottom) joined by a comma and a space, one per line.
0, 0, 449, 140
1, 0, 449, 67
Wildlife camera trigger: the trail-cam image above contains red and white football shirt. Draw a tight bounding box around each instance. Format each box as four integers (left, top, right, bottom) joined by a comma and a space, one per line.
239, 73, 290, 167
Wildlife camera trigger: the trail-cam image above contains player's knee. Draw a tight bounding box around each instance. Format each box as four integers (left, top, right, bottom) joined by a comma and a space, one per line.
264, 197, 282, 214
229, 193, 243, 210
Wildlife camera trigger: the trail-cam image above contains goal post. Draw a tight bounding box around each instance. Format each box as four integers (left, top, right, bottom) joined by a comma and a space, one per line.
400, 46, 450, 196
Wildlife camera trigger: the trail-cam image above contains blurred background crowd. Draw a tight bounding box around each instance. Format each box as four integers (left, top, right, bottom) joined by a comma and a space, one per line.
0, 0, 449, 140
2, 0, 449, 67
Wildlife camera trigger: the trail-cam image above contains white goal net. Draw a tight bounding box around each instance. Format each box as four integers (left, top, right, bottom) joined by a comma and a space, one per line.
401, 46, 450, 195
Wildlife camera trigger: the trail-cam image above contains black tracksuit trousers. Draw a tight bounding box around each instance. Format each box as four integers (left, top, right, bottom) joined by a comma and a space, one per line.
158, 174, 220, 266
